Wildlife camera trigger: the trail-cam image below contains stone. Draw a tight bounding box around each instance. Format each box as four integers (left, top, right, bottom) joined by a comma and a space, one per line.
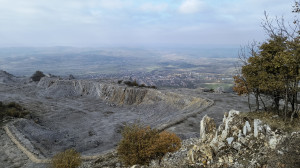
220, 110, 240, 140
238, 136, 247, 145
238, 130, 243, 138
269, 134, 282, 149
226, 137, 234, 145
188, 144, 214, 164
228, 155, 234, 163
264, 124, 272, 136
254, 119, 263, 137
243, 121, 251, 136
232, 142, 242, 151
199, 115, 216, 142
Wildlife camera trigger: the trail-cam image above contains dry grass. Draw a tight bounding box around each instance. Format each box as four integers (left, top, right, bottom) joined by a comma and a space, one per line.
240, 111, 300, 133
117, 123, 181, 166
51, 149, 82, 168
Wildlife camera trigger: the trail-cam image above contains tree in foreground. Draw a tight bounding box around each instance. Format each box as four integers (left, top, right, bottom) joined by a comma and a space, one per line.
117, 123, 181, 166
234, 1, 299, 120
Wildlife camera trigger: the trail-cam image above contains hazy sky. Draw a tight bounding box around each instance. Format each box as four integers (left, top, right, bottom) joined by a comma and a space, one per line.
0, 0, 296, 48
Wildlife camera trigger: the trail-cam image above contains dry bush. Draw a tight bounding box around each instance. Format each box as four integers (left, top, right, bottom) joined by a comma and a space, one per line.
117, 124, 181, 166
51, 149, 82, 168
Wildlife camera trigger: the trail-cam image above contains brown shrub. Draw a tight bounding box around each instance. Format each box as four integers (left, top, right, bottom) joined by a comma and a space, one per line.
117, 124, 181, 166
51, 149, 82, 168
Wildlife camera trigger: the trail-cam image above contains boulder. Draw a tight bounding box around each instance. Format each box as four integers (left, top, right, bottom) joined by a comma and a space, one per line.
199, 115, 216, 142
253, 119, 263, 137
243, 121, 251, 136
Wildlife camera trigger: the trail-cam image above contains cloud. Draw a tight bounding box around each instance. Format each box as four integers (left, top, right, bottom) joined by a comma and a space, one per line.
178, 0, 204, 14
140, 3, 168, 12
98, 0, 130, 10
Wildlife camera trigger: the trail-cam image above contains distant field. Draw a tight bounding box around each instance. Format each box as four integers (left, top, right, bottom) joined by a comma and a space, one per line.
0, 47, 237, 77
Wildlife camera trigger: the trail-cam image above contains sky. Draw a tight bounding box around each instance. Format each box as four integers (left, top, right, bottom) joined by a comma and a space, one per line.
0, 0, 296, 48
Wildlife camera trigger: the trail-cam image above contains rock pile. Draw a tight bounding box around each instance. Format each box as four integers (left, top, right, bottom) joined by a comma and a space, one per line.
151, 110, 300, 168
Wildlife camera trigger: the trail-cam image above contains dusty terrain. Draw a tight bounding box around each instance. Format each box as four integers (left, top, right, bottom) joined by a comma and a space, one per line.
0, 71, 252, 167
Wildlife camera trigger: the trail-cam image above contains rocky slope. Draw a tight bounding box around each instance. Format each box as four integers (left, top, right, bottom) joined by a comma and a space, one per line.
0, 73, 213, 167
145, 110, 300, 168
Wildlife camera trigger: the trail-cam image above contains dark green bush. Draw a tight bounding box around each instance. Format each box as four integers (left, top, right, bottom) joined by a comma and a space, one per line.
123, 80, 157, 89
117, 124, 181, 166
31, 70, 45, 81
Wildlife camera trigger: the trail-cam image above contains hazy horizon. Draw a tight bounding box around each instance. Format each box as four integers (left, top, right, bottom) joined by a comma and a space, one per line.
0, 0, 296, 48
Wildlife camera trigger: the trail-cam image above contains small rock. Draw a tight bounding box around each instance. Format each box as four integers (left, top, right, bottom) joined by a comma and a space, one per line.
228, 155, 234, 163
226, 137, 234, 145
243, 121, 251, 136
277, 150, 284, 155
232, 142, 242, 151
254, 119, 263, 137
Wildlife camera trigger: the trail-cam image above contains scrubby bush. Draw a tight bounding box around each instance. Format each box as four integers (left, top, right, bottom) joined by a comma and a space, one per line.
118, 80, 122, 84
123, 80, 157, 89
51, 149, 82, 168
7, 102, 22, 109
117, 124, 181, 166
0, 102, 28, 119
139, 84, 146, 87
150, 86, 157, 89
31, 70, 45, 81
124, 80, 139, 87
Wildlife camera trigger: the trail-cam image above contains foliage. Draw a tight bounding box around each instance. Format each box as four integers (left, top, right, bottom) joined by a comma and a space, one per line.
117, 123, 181, 166
31, 70, 45, 81
234, 2, 300, 119
51, 149, 82, 168
233, 75, 248, 96
0, 101, 29, 119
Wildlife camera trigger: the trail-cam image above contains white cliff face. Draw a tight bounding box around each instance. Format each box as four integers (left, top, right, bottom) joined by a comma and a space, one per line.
37, 77, 210, 108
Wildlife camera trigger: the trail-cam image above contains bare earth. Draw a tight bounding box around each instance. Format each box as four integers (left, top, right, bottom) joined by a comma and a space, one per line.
0, 75, 252, 167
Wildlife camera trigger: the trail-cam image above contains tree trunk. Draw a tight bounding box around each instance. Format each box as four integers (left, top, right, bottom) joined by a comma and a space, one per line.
259, 93, 267, 111
255, 91, 260, 111
285, 84, 288, 121
274, 95, 280, 113
248, 93, 252, 112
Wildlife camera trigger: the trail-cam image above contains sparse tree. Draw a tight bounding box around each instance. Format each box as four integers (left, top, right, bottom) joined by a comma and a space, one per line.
234, 1, 300, 120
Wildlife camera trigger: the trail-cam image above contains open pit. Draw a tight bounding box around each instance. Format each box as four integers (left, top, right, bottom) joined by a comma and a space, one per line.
0, 76, 212, 160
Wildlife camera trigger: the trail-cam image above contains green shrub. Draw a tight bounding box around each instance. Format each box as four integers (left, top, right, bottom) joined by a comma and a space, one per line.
51, 149, 82, 168
31, 70, 45, 81
117, 124, 181, 166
